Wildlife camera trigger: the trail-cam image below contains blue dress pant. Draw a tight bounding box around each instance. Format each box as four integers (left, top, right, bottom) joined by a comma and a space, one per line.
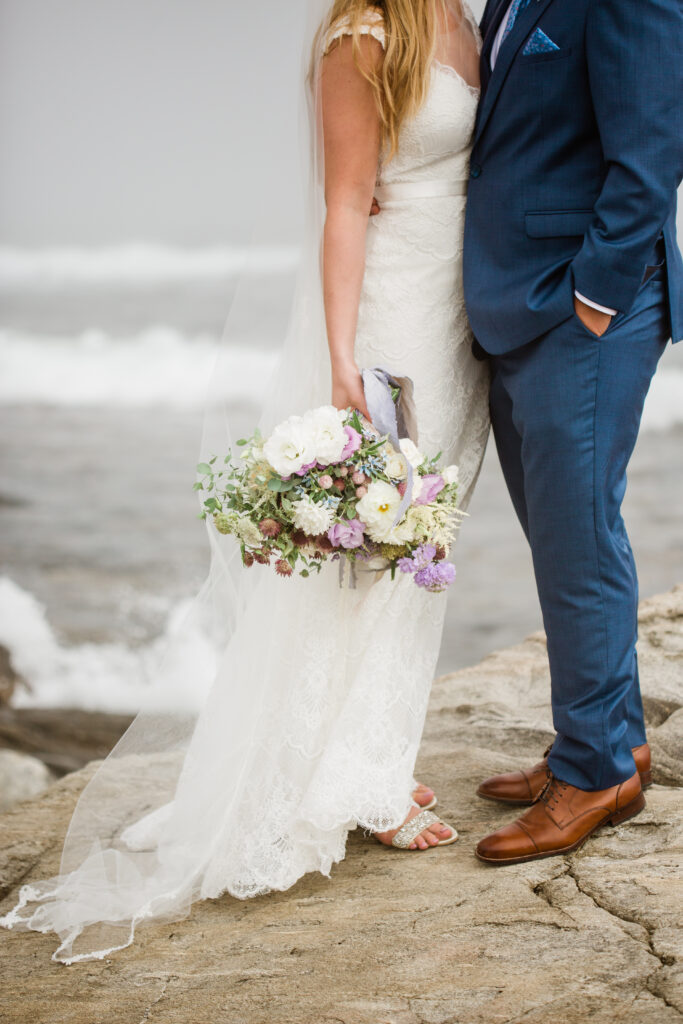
489, 269, 669, 789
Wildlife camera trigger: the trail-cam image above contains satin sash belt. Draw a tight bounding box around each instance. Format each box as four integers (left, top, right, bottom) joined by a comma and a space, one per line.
373, 179, 469, 201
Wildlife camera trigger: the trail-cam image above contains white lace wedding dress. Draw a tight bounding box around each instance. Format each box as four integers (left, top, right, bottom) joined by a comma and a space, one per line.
0, 5, 490, 962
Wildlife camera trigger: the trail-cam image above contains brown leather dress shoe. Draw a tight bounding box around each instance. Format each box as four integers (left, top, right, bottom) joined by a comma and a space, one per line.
477, 741, 652, 805
475, 770, 645, 865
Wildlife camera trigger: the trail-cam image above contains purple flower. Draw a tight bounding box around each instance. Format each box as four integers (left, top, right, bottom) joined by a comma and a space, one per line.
412, 543, 437, 569
327, 517, 366, 549
339, 425, 362, 461
397, 544, 437, 574
414, 474, 445, 505
295, 460, 317, 477
414, 561, 456, 592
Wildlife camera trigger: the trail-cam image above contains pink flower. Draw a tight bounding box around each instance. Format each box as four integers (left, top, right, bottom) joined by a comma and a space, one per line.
338, 466, 349, 478
318, 474, 334, 489
414, 474, 445, 505
339, 426, 362, 461
333, 478, 346, 492
327, 517, 366, 549
295, 460, 317, 477
275, 559, 293, 577
351, 470, 366, 485
355, 485, 368, 498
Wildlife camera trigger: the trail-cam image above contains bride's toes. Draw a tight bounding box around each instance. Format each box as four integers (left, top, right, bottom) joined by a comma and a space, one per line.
412, 783, 434, 808
424, 826, 441, 846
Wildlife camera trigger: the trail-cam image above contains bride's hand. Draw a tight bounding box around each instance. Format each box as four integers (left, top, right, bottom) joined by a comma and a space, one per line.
332, 362, 371, 422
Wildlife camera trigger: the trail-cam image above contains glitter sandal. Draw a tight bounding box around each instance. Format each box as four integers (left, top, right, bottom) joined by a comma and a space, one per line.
389, 808, 459, 850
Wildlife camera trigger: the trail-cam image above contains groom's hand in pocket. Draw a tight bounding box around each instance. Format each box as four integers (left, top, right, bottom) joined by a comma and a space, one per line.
574, 295, 613, 337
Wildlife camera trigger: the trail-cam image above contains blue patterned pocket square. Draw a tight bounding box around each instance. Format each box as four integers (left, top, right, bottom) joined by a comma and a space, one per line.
523, 27, 561, 55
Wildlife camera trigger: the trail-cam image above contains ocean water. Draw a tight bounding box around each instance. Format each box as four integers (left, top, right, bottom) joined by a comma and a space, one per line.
1, 245, 682, 714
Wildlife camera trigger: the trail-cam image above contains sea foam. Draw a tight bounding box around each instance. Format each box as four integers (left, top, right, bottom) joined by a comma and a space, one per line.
0, 327, 275, 407
0, 243, 300, 289
0, 576, 214, 714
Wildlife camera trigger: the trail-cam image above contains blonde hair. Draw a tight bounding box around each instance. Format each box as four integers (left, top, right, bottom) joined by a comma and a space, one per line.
319, 0, 453, 158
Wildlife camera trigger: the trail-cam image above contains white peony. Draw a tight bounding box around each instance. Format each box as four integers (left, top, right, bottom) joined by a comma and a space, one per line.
292, 495, 334, 536
443, 464, 460, 486
263, 415, 317, 476
304, 405, 348, 466
356, 480, 403, 541
384, 448, 408, 481
399, 438, 426, 471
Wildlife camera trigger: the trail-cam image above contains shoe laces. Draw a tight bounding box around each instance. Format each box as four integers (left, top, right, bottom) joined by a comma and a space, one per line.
538, 772, 569, 811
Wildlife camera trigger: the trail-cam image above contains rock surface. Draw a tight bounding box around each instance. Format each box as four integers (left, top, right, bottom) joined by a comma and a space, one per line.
0, 643, 23, 706
0, 706, 134, 777
0, 750, 55, 814
1, 587, 682, 1024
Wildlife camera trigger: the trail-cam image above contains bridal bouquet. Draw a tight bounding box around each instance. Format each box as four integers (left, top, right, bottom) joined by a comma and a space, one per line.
196, 405, 462, 592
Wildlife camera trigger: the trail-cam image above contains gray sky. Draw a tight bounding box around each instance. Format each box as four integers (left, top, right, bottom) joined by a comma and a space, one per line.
0, 0, 310, 246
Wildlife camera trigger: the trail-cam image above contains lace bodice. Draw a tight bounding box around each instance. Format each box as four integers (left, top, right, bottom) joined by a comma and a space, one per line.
380, 61, 478, 187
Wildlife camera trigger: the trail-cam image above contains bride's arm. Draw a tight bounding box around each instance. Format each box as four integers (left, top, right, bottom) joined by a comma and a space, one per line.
321, 35, 383, 419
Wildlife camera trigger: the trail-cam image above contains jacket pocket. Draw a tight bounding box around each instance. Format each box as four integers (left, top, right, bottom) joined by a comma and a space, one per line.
525, 210, 594, 239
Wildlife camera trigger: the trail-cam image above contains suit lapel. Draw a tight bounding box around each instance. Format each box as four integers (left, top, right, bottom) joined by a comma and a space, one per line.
474, 0, 557, 146
480, 0, 511, 92
481, 0, 510, 40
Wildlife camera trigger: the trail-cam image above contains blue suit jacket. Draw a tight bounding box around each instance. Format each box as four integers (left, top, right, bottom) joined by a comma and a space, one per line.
463, 0, 683, 354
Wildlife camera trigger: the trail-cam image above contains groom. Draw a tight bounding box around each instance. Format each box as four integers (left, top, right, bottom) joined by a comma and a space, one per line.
464, 0, 683, 863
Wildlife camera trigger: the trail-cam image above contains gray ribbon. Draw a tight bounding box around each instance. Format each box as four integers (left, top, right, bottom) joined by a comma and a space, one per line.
338, 554, 357, 589
361, 367, 419, 526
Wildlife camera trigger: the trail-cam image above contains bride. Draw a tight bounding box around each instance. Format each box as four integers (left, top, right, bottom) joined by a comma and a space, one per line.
0, 0, 489, 963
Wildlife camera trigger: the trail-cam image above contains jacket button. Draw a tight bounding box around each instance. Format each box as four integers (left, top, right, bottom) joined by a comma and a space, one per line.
470, 164, 482, 179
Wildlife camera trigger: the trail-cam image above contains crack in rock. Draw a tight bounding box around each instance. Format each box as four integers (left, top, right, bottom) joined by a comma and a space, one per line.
565, 860, 682, 1017
137, 976, 173, 1023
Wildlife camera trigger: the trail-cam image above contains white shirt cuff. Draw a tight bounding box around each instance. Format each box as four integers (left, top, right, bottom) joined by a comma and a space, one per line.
574, 291, 618, 317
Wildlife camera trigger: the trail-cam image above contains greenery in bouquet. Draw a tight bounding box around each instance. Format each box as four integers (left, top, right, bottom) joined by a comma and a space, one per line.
195, 405, 463, 592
